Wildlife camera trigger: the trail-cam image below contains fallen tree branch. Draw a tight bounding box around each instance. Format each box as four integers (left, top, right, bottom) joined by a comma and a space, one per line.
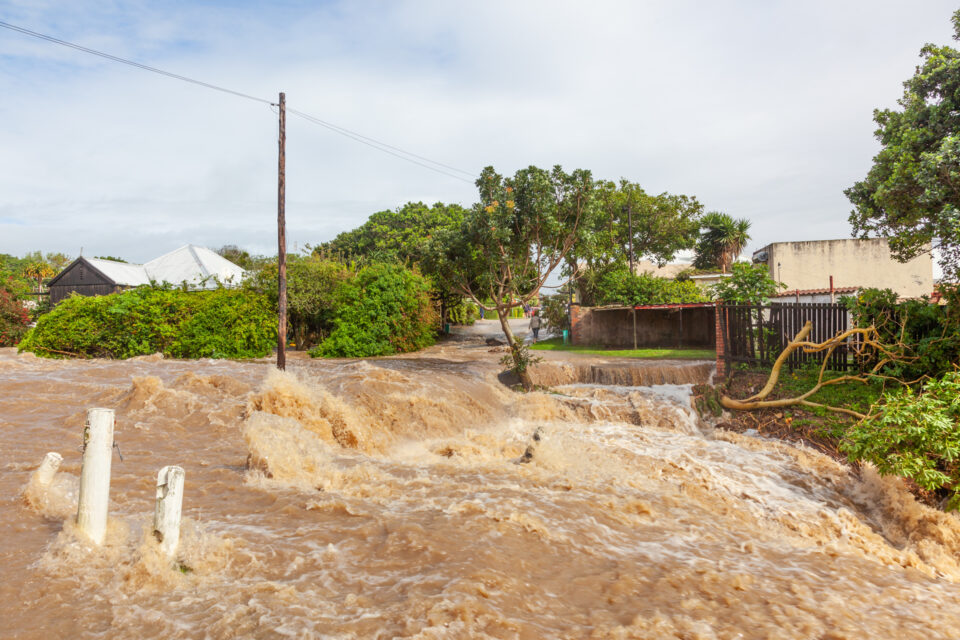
720, 320, 916, 419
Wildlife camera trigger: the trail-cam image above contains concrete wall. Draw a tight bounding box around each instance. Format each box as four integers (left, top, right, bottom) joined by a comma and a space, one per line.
570, 305, 716, 349
757, 239, 932, 299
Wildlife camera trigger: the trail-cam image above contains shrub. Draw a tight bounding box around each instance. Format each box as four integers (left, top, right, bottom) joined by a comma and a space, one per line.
18, 287, 275, 359
244, 256, 350, 349
592, 269, 708, 306
842, 371, 960, 510
844, 287, 960, 380
709, 262, 782, 304
446, 299, 480, 325
311, 263, 437, 358
0, 279, 30, 346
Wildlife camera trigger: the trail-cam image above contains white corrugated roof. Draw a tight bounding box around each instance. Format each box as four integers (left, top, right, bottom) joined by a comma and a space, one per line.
85, 258, 151, 286
144, 245, 246, 288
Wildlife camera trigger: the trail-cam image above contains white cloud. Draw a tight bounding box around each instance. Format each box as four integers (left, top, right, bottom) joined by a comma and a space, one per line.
0, 0, 957, 265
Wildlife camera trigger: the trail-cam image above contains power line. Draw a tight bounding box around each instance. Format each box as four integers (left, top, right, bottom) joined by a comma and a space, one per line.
0, 19, 274, 106
0, 19, 477, 183
288, 109, 476, 184
287, 107, 476, 179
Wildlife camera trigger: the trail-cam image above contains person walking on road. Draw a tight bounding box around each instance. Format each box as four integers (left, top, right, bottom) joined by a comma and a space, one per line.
529, 310, 542, 342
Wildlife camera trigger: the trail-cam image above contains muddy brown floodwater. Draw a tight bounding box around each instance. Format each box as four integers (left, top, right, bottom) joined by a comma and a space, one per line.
3, 325, 960, 639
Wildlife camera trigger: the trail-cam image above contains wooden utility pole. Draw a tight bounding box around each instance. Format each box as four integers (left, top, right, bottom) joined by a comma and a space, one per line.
277, 92, 287, 371
625, 204, 637, 349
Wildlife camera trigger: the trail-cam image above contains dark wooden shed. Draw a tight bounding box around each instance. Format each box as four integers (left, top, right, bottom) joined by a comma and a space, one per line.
47, 257, 144, 305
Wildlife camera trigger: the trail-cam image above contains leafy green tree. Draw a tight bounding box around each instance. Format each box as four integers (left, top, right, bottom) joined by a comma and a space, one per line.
846, 11, 960, 281
93, 256, 127, 263
709, 262, 782, 304
319, 201, 469, 327
319, 202, 467, 266
566, 180, 702, 304
45, 252, 72, 272
430, 165, 595, 389
693, 212, 751, 273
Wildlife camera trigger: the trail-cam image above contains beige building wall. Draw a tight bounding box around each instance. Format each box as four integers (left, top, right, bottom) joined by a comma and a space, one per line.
754, 239, 932, 299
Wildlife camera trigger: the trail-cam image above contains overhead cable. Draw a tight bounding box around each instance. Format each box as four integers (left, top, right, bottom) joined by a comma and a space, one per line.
0, 19, 477, 183
288, 109, 476, 183
0, 19, 274, 105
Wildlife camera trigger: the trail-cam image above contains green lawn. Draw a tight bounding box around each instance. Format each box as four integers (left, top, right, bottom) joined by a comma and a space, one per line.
530, 337, 715, 360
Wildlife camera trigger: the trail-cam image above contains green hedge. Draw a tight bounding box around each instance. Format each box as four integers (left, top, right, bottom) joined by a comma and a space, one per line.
311, 263, 437, 358
18, 287, 276, 359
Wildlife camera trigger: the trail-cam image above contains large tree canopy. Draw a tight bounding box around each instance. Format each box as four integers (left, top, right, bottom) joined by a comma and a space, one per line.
846, 10, 960, 280
569, 181, 701, 271
319, 201, 467, 267
429, 165, 595, 388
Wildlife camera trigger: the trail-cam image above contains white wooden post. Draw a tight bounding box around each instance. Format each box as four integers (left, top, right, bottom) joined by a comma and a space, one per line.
33, 451, 63, 488
76, 408, 115, 545
153, 465, 185, 559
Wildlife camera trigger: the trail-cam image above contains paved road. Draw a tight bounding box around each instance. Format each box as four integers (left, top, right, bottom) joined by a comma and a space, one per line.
452, 318, 538, 343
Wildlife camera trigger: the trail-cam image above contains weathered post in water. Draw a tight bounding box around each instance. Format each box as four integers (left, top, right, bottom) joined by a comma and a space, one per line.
153, 465, 185, 559
76, 408, 115, 545
33, 451, 63, 488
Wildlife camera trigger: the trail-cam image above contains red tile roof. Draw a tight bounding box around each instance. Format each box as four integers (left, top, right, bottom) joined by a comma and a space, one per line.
773, 287, 859, 297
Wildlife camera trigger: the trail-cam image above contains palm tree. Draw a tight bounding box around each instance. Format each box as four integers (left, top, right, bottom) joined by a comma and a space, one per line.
24, 262, 54, 293
693, 212, 751, 273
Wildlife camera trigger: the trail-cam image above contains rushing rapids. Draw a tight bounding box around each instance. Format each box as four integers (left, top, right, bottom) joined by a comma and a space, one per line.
3, 323, 960, 639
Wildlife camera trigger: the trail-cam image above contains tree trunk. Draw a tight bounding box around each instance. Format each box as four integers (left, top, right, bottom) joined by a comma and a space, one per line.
498, 306, 533, 391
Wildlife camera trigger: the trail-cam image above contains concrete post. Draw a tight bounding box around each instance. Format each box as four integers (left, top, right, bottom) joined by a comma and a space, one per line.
153, 465, 185, 559
33, 451, 63, 488
76, 408, 115, 545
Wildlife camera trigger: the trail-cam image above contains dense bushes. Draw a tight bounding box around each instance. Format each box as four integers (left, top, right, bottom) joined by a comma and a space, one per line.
18, 287, 276, 359
845, 287, 960, 380
446, 299, 480, 325
592, 269, 708, 306
843, 372, 960, 510
245, 256, 350, 349
0, 279, 30, 346
311, 263, 437, 358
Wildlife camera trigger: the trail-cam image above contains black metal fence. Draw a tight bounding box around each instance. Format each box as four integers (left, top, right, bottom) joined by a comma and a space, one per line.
718, 302, 853, 371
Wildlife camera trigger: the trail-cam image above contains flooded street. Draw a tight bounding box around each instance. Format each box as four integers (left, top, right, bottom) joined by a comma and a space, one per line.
3, 320, 960, 638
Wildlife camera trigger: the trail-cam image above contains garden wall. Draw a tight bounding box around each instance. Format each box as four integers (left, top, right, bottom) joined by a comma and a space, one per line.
570, 304, 716, 349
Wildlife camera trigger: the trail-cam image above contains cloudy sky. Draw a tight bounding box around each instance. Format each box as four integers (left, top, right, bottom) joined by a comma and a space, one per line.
0, 0, 957, 265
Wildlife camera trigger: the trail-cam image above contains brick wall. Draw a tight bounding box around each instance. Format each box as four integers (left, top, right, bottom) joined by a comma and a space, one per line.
569, 303, 582, 345
569, 304, 715, 349
715, 302, 726, 380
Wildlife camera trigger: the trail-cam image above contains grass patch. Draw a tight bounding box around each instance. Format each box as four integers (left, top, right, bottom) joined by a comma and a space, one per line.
530, 337, 714, 360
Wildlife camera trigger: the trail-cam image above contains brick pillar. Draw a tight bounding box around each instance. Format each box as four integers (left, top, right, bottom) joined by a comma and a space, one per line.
714, 302, 726, 381
569, 303, 582, 345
